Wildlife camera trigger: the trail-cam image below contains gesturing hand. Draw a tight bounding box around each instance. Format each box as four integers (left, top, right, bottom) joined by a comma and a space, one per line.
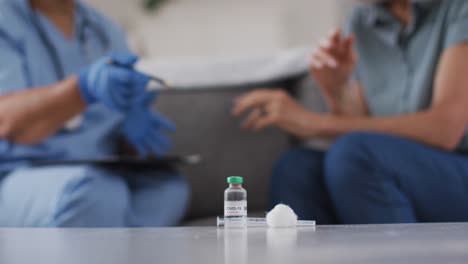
232, 89, 322, 139
121, 92, 176, 157
78, 52, 152, 112
310, 29, 357, 111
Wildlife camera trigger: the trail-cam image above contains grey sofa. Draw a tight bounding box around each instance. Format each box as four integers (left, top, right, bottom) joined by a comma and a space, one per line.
154, 73, 328, 225
144, 48, 330, 225
156, 87, 289, 225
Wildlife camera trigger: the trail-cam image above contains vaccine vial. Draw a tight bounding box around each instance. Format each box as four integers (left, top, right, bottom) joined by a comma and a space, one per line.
224, 176, 247, 227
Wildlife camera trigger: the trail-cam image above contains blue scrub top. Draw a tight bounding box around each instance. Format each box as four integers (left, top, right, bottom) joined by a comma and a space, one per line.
0, 0, 129, 174
347, 0, 468, 152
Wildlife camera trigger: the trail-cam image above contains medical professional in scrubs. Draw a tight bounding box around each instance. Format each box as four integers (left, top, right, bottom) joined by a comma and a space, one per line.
0, 0, 189, 227
234, 0, 468, 224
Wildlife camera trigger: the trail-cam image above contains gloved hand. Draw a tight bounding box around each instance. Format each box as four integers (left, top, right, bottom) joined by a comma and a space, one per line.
78, 52, 152, 112
121, 92, 176, 156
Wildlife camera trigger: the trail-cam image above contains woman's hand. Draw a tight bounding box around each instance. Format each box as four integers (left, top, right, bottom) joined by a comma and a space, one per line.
310, 29, 358, 113
232, 89, 323, 139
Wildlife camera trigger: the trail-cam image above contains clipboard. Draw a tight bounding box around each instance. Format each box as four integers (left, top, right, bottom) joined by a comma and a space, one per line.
30, 154, 202, 170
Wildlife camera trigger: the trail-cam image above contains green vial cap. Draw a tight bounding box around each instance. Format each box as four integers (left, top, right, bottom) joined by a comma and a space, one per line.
227, 176, 243, 184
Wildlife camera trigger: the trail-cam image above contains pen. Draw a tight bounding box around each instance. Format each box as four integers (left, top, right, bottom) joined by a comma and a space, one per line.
108, 60, 171, 90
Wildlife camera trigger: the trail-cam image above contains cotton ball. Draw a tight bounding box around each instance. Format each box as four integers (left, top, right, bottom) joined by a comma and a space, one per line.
266, 204, 298, 228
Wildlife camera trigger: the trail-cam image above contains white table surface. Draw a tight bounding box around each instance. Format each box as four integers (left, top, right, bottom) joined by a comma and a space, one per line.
1, 223, 468, 264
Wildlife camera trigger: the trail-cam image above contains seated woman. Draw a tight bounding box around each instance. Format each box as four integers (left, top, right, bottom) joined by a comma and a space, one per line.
233, 0, 468, 224
0, 0, 188, 227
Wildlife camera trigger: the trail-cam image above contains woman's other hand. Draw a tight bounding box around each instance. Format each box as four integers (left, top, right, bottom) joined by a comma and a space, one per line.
310, 29, 358, 113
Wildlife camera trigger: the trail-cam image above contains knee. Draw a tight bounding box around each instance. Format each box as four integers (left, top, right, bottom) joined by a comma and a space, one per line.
324, 133, 382, 192
51, 167, 129, 227
164, 175, 190, 213
173, 176, 190, 221
326, 132, 374, 168
142, 174, 190, 226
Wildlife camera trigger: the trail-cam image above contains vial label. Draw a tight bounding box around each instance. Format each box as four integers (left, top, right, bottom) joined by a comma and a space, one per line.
224, 201, 247, 218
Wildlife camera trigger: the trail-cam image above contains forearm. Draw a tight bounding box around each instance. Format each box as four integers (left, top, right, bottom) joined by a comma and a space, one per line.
0, 76, 86, 144
324, 81, 368, 117
316, 108, 466, 151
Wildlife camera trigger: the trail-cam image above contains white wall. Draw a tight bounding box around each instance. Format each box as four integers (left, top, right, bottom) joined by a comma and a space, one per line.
89, 0, 345, 59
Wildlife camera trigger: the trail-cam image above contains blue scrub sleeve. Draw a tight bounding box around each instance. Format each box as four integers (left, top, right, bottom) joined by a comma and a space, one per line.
444, 0, 468, 49
0, 35, 60, 173
0, 34, 28, 94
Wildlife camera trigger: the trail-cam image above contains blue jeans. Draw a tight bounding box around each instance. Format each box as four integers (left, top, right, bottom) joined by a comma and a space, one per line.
270, 132, 468, 224
0, 166, 189, 227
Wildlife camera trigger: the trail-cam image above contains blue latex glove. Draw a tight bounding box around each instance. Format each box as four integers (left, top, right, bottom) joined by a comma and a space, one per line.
78, 52, 152, 112
122, 92, 176, 156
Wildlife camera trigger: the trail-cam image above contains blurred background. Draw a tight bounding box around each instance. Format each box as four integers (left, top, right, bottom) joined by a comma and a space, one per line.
86, 0, 354, 222
89, 0, 351, 59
